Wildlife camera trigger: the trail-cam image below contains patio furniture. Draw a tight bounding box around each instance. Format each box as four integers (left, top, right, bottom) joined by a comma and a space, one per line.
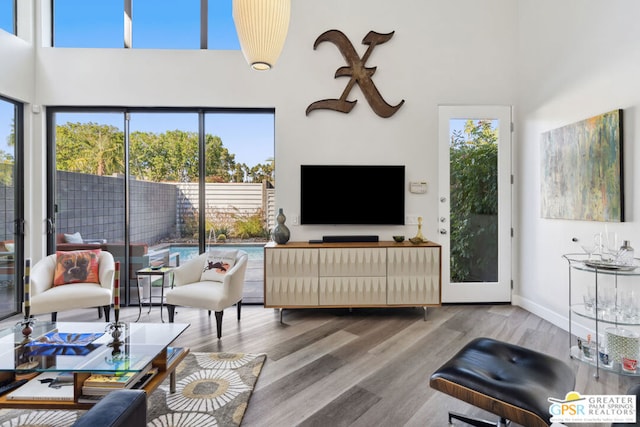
136, 266, 174, 322
29, 251, 115, 322
56, 233, 106, 251
165, 250, 248, 338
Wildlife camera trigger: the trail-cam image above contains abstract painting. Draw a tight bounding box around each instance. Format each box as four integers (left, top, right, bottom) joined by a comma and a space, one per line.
540, 109, 623, 221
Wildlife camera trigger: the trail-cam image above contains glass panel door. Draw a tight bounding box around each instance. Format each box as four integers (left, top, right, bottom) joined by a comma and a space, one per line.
53, 112, 125, 298
438, 106, 512, 303
128, 112, 199, 307
204, 112, 274, 304
0, 97, 20, 319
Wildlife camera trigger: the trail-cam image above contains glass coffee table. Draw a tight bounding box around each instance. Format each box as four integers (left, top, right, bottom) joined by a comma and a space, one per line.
0, 320, 189, 409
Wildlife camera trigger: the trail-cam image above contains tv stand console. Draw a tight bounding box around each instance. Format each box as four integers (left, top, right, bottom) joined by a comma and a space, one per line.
264, 241, 441, 321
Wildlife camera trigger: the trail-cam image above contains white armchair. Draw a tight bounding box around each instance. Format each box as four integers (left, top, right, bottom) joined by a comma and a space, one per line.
29, 251, 115, 322
165, 250, 248, 339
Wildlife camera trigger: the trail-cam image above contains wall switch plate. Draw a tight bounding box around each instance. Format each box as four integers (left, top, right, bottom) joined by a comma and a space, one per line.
291, 215, 299, 225
409, 181, 427, 194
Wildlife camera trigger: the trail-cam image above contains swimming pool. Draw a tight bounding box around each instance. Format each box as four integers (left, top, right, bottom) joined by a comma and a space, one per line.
168, 244, 265, 263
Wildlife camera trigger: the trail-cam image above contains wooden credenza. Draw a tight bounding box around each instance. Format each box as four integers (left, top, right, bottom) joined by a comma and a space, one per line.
264, 241, 441, 313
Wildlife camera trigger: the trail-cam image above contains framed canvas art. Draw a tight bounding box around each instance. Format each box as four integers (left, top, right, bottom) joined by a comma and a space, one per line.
540, 109, 623, 222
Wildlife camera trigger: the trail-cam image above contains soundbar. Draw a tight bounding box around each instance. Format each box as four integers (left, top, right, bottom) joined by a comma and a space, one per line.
322, 235, 379, 243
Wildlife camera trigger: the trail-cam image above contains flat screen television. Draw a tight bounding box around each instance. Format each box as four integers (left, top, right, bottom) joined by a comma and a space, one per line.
300, 165, 405, 225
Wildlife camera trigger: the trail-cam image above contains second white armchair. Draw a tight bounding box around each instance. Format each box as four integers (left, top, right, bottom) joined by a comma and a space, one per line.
165, 250, 248, 339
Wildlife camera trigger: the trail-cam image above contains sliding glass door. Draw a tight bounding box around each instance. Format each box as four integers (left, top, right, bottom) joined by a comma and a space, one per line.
128, 112, 200, 306
48, 108, 274, 306
204, 112, 274, 304
0, 96, 23, 320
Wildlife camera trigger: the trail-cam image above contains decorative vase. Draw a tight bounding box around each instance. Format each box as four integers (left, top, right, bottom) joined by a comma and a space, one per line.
409, 216, 425, 244
272, 208, 290, 244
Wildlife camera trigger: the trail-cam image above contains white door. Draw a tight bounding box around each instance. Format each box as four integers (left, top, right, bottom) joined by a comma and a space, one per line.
438, 106, 512, 303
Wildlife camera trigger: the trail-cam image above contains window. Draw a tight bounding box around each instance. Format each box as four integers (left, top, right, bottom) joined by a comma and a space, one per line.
0, 0, 15, 35
52, 0, 241, 50
208, 0, 240, 50
53, 0, 123, 48
49, 108, 274, 305
134, 0, 200, 49
0, 94, 23, 319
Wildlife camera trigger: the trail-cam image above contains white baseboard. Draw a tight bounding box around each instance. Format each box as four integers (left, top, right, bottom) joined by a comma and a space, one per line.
512, 294, 595, 341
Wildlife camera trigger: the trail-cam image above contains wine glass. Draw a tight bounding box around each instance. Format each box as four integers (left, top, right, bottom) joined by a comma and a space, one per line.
578, 233, 601, 260
602, 232, 618, 263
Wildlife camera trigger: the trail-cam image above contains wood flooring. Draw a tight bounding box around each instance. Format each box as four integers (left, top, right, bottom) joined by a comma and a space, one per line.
1, 303, 636, 427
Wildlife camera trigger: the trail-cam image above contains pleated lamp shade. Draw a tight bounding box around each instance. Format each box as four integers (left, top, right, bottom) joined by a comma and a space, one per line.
233, 0, 291, 71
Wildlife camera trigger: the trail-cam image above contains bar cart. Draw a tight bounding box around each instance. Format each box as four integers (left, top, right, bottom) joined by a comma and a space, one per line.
563, 253, 640, 378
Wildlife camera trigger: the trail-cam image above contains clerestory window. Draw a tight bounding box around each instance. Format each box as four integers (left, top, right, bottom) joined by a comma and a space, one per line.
52, 0, 239, 50
0, 0, 16, 35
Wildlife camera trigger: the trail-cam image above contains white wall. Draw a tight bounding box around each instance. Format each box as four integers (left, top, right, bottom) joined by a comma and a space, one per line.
32, 0, 517, 246
0, 31, 33, 102
515, 0, 640, 330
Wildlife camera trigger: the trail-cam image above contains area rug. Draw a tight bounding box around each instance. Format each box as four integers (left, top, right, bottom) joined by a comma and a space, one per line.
0, 352, 267, 427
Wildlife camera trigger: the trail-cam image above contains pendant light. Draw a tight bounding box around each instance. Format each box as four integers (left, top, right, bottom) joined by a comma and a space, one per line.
232, 0, 291, 71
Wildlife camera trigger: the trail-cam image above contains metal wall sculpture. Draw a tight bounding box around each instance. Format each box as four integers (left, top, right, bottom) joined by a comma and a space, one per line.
306, 30, 405, 118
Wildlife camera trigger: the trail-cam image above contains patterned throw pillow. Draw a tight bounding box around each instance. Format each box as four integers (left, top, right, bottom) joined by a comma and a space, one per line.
53, 249, 102, 286
200, 250, 238, 282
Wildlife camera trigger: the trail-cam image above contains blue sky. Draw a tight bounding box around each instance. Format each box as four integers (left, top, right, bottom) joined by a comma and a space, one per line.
0, 0, 13, 34
52, 1, 272, 167
54, 0, 240, 49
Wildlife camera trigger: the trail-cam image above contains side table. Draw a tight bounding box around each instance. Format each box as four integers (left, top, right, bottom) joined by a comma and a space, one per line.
136, 266, 174, 322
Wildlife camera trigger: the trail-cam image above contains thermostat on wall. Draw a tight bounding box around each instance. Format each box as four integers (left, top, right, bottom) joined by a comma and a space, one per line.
409, 181, 428, 194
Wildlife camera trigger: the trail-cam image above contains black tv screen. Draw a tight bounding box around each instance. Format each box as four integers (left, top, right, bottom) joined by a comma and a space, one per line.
300, 165, 405, 225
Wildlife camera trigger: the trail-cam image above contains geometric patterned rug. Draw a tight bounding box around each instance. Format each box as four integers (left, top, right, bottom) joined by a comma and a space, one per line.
0, 352, 267, 427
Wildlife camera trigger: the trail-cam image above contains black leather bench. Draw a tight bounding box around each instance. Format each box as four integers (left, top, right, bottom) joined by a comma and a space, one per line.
430, 337, 576, 427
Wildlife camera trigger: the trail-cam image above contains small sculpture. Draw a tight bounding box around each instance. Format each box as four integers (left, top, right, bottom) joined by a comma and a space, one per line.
409, 216, 426, 244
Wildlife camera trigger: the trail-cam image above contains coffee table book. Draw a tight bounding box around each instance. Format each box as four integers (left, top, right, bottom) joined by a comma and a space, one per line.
6, 372, 74, 401
77, 367, 159, 404
81, 363, 152, 395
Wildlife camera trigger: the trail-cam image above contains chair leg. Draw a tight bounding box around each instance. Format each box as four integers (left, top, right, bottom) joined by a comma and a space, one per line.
208, 310, 211, 317
98, 307, 103, 319
237, 300, 242, 321
167, 304, 175, 323
214, 311, 223, 339
103, 305, 110, 322
51, 312, 57, 322
448, 411, 508, 427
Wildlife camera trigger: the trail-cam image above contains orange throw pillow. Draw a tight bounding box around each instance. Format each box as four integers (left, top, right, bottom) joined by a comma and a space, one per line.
54, 249, 102, 286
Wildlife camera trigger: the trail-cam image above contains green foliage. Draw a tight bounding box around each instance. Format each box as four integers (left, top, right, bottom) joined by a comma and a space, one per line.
181, 209, 199, 239
0, 119, 15, 185
450, 120, 499, 282
0, 162, 12, 186
56, 122, 124, 176
232, 209, 269, 239
55, 122, 274, 184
